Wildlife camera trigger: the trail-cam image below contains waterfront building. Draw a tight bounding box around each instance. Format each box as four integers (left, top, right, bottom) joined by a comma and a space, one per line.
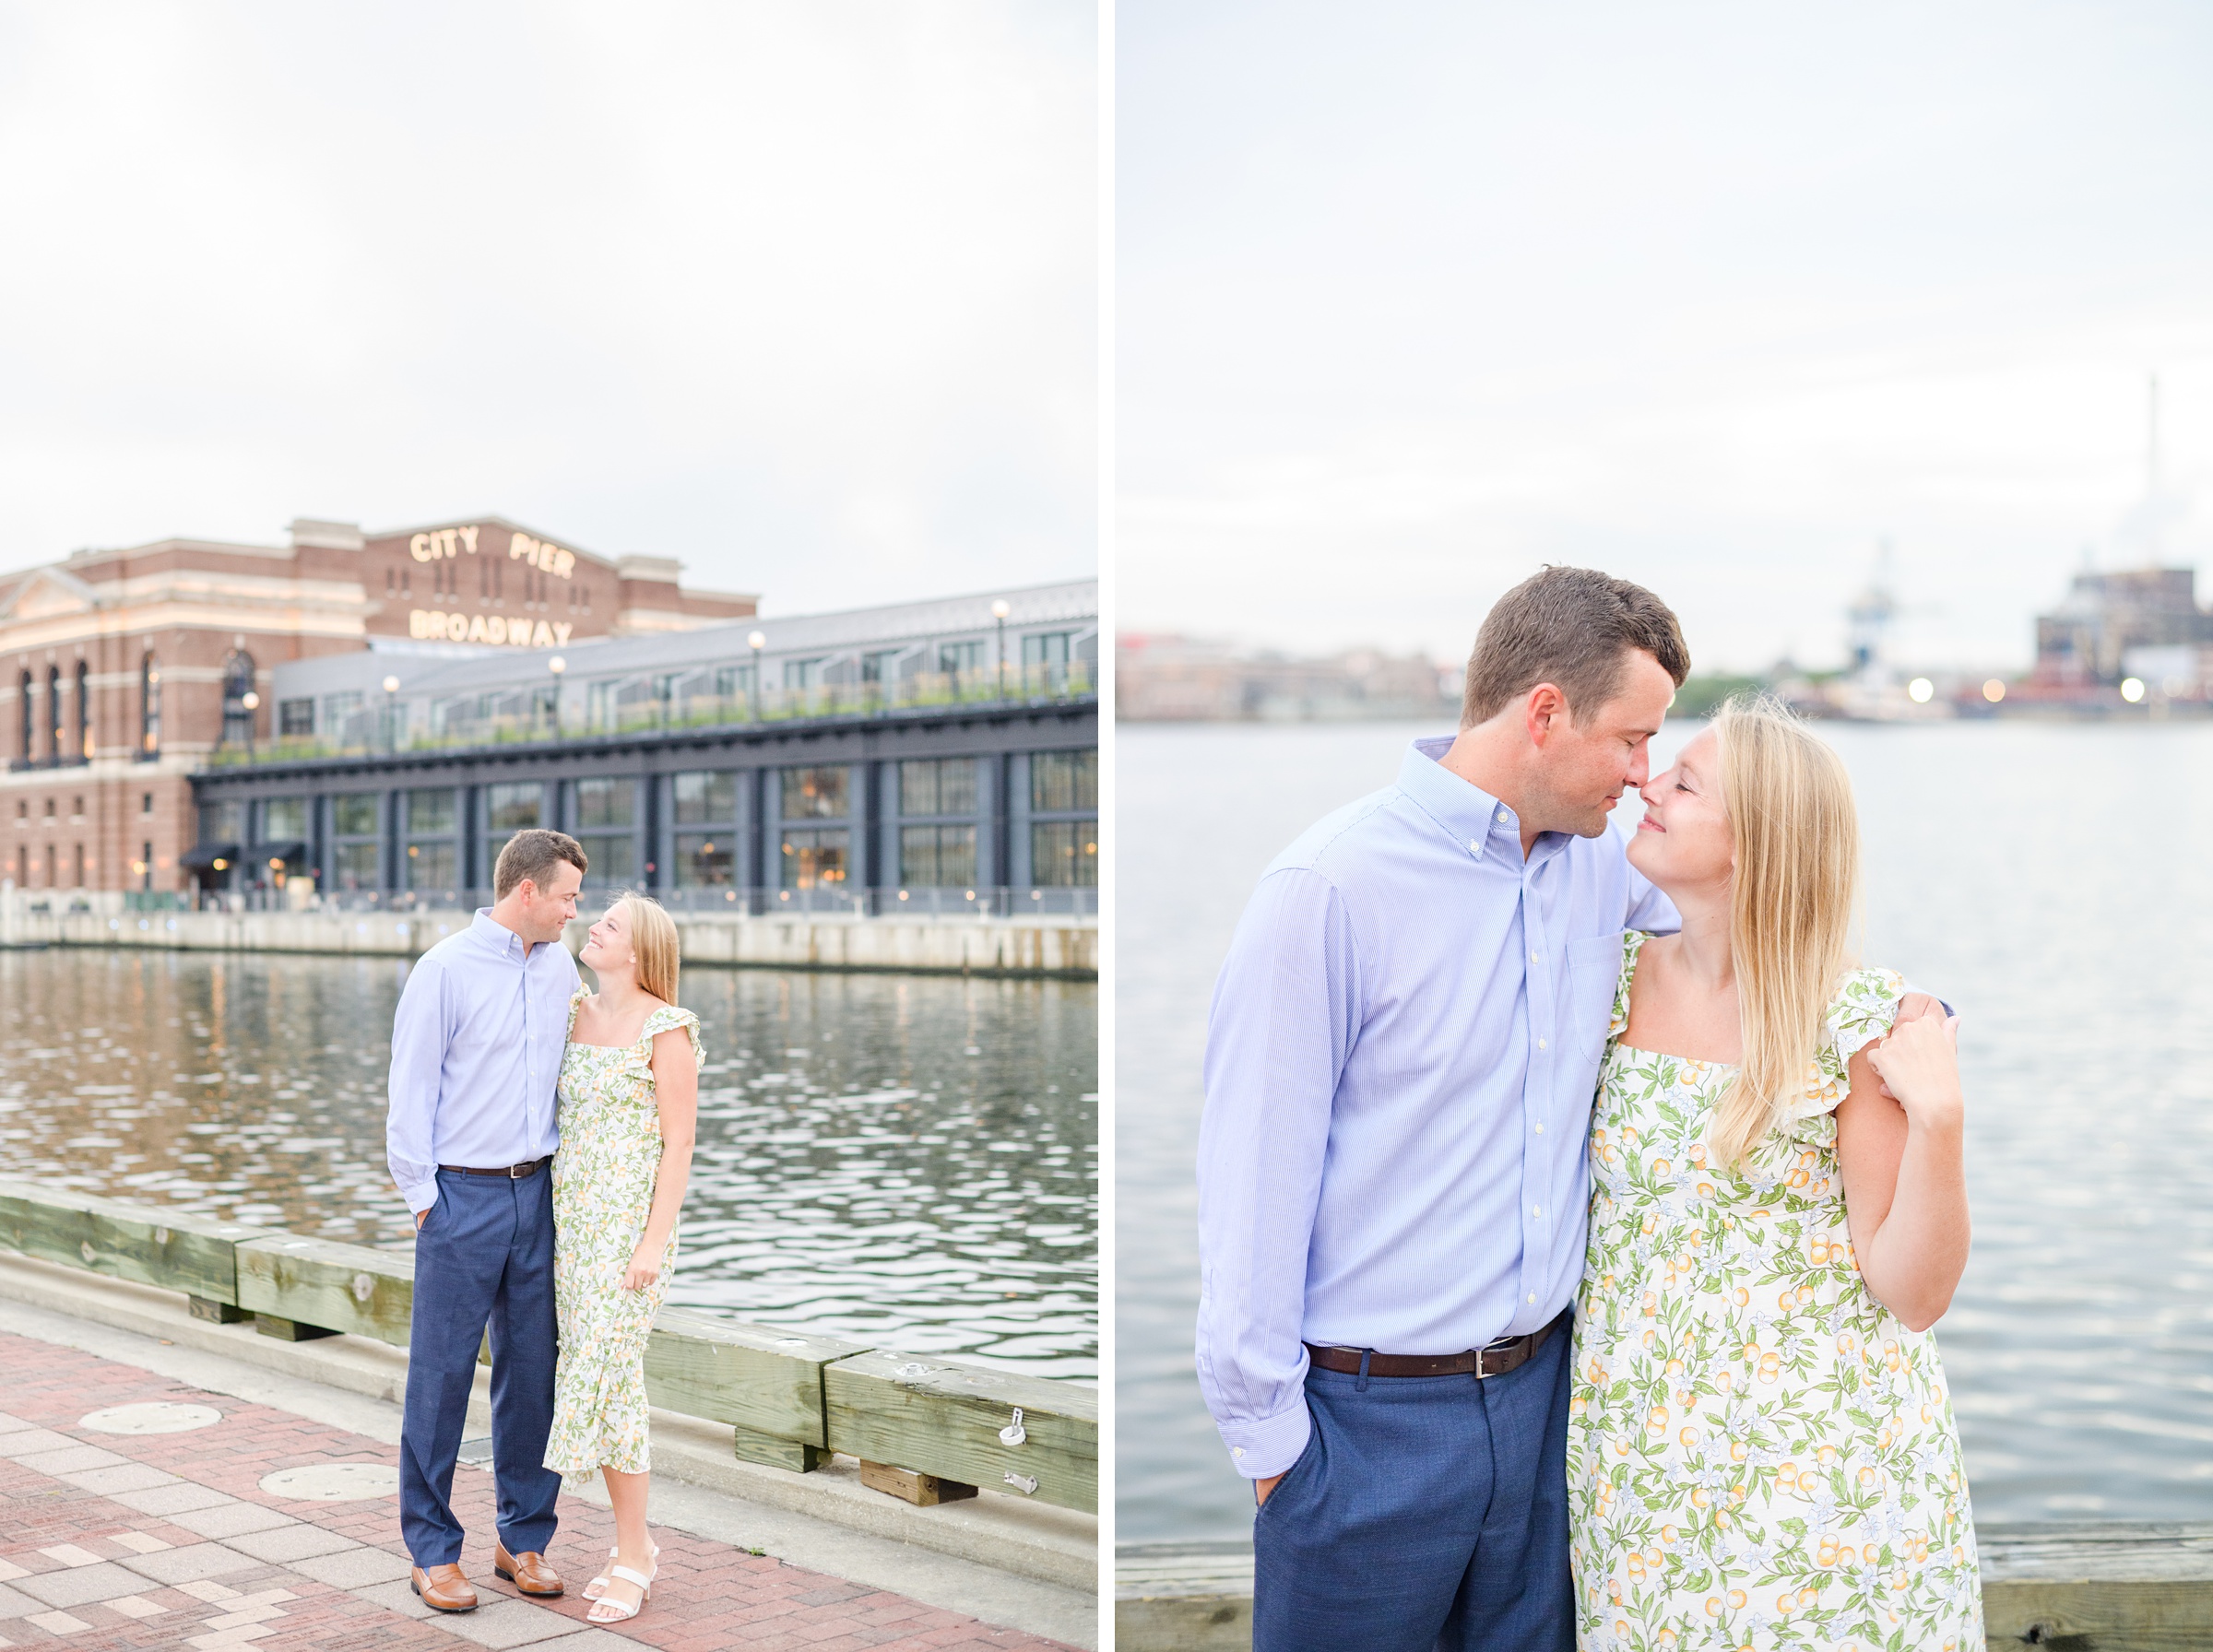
183, 579, 1096, 912
2, 516, 1093, 906
2027, 567, 2213, 699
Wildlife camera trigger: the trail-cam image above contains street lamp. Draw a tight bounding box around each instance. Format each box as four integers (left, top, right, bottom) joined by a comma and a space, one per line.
381, 675, 400, 755
748, 631, 766, 722
548, 655, 566, 739
240, 690, 260, 761
991, 599, 1011, 700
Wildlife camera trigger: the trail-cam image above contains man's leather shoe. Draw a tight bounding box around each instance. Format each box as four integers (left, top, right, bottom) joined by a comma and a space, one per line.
410, 1564, 478, 1612
493, 1541, 564, 1597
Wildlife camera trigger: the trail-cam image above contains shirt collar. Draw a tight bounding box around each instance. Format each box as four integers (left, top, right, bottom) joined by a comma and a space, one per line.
470, 907, 529, 961
1399, 736, 1565, 865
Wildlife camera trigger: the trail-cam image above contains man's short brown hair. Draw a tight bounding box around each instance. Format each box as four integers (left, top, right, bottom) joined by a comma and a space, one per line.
493, 829, 588, 900
1461, 566, 1691, 727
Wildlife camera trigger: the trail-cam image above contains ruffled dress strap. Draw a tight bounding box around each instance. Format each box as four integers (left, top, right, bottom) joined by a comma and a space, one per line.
1609, 929, 1653, 1040
565, 987, 588, 1038
1789, 966, 1906, 1122
639, 1004, 705, 1071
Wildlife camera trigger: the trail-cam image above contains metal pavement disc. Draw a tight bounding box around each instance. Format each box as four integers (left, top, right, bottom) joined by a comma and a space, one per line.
258, 1462, 401, 1502
77, 1403, 223, 1435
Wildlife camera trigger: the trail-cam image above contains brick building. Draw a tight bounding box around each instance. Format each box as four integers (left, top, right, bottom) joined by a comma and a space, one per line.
0, 515, 753, 898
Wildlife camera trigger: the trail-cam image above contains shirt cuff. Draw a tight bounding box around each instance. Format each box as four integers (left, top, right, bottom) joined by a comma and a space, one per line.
399, 1176, 439, 1218
1218, 1399, 1313, 1481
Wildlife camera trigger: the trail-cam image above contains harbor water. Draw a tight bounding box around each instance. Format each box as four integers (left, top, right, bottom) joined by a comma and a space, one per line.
0, 954, 1096, 1378
1119, 718, 2213, 1540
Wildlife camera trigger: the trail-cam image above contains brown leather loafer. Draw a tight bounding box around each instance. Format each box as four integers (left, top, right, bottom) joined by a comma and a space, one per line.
492, 1541, 564, 1597
410, 1563, 478, 1612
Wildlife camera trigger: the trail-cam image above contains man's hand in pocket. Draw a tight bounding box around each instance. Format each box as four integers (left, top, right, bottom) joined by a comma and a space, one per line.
416, 1209, 427, 1230
1255, 1472, 1284, 1507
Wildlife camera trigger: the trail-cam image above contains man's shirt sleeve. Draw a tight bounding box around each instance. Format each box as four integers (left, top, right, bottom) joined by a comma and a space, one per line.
1195, 866, 1361, 1480
386, 957, 447, 1216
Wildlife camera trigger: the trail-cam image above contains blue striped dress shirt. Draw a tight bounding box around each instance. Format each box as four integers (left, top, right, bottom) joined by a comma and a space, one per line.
1195, 736, 1681, 1480
385, 909, 581, 1217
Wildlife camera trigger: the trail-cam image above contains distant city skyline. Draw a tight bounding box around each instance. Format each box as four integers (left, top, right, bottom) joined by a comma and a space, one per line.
0, 3, 1097, 619
1119, 2, 2213, 673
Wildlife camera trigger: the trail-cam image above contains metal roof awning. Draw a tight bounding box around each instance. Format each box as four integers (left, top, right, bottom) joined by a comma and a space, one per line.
181, 841, 240, 872
250, 841, 308, 865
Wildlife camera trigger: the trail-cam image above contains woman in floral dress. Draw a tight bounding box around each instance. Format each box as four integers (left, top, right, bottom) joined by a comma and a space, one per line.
1568, 697, 1981, 1651
541, 893, 701, 1627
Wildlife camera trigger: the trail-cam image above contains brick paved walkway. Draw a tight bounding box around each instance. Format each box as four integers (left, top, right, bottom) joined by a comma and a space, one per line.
0, 1330, 1080, 1650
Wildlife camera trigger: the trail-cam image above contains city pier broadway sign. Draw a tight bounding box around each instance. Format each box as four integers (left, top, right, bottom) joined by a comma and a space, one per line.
408, 523, 579, 580
409, 610, 575, 647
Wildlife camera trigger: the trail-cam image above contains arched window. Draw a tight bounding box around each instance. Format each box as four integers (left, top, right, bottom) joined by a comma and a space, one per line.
74, 659, 89, 763
140, 653, 161, 759
45, 666, 60, 767
219, 650, 255, 749
16, 671, 29, 767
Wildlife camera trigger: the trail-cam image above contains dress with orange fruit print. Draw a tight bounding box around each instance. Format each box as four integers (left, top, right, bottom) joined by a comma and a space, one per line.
1566, 930, 1981, 1652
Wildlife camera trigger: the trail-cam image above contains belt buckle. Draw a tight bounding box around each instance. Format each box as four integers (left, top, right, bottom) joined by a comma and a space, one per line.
508, 1160, 529, 1179
1473, 1334, 1515, 1379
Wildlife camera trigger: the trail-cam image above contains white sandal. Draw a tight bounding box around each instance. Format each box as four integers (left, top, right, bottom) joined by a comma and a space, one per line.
586, 1561, 655, 1623
583, 1541, 658, 1600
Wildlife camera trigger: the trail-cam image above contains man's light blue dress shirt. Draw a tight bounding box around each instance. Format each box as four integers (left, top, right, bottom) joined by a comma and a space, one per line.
1195, 737, 1682, 1481
386, 909, 581, 1217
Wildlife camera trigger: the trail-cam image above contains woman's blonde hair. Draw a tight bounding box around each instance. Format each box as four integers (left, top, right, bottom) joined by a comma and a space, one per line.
1705, 695, 1862, 1167
612, 893, 682, 1008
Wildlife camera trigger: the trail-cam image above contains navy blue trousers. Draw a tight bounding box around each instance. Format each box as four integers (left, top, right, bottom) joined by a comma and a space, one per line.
1251, 1313, 1575, 1652
400, 1167, 562, 1568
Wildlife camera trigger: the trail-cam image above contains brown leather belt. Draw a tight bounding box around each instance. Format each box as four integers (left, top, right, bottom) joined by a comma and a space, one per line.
439, 1155, 551, 1179
1305, 1314, 1563, 1380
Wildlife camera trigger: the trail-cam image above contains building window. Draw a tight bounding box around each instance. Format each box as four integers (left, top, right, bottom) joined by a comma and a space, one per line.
1023, 632, 1072, 669
483, 781, 542, 879
899, 758, 977, 818
672, 771, 739, 888
1029, 749, 1097, 888
1031, 749, 1097, 813
783, 657, 825, 691
1030, 820, 1097, 887
776, 766, 849, 891
46, 666, 61, 765
331, 791, 381, 891
900, 825, 976, 888
74, 659, 89, 763
574, 777, 638, 887
937, 640, 985, 678
139, 655, 161, 758
18, 670, 30, 764
278, 698, 314, 738
780, 829, 847, 890
219, 650, 255, 748
712, 665, 753, 704
262, 798, 309, 843
780, 766, 847, 820
861, 649, 906, 686
405, 788, 456, 891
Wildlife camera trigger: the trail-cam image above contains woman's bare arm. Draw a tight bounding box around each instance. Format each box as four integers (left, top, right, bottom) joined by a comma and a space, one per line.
623, 1024, 700, 1290
1835, 1015, 1970, 1332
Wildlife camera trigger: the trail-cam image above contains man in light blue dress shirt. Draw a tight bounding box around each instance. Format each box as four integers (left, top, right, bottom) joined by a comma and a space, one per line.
1197, 570, 1694, 1651
387, 830, 586, 1614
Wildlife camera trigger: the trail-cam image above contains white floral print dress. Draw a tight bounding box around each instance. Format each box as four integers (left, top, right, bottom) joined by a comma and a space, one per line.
542, 994, 704, 1481
1568, 931, 1981, 1652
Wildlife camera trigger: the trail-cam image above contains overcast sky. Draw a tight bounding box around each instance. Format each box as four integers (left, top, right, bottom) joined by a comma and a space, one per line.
0, 2, 1095, 615
1119, 3, 2213, 672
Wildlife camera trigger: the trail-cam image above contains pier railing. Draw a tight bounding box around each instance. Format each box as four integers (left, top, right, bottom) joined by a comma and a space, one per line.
0, 1179, 1095, 1516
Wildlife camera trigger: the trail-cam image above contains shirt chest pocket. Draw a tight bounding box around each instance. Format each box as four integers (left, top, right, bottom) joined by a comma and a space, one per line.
1563, 931, 1627, 1068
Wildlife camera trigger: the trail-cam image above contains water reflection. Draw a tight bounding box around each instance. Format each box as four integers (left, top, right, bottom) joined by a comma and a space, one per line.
0, 951, 1096, 1377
